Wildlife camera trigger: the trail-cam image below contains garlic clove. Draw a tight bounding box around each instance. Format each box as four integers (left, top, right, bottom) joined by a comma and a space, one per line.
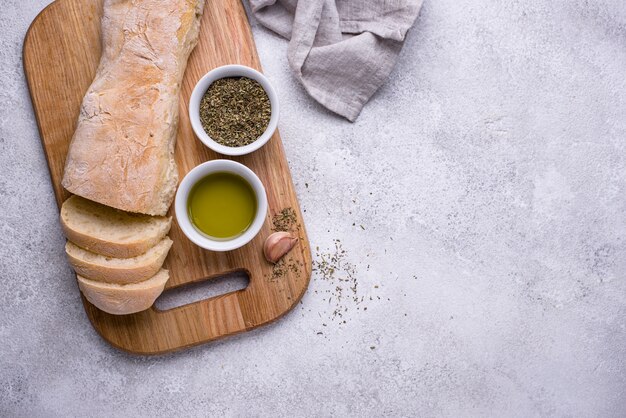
263, 231, 298, 264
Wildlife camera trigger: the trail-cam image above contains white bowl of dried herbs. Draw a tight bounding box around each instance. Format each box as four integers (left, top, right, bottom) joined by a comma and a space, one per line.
189, 64, 279, 156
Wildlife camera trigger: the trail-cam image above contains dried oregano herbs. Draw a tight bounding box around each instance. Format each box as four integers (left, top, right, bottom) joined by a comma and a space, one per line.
272, 207, 298, 232
199, 77, 271, 147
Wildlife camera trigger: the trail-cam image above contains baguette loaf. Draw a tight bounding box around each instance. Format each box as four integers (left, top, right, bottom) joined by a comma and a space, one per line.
61, 0, 204, 215
78, 269, 170, 315
66, 237, 172, 284
60, 195, 172, 258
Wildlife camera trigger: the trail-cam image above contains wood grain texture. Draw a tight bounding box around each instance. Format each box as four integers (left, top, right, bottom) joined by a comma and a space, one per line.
23, 0, 311, 354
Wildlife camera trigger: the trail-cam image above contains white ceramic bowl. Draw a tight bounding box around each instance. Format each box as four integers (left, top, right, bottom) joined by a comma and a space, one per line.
175, 160, 268, 252
189, 64, 279, 156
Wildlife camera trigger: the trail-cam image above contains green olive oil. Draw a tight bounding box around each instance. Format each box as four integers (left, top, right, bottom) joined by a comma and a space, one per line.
188, 172, 257, 240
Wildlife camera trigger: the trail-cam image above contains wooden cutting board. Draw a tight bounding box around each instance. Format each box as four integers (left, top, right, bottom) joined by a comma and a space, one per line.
23, 0, 311, 355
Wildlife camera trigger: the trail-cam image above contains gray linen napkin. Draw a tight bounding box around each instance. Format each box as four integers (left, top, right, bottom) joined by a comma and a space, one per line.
249, 0, 423, 122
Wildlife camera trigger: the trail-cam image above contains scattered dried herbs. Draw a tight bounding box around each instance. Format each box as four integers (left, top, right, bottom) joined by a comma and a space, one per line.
272, 207, 298, 232
199, 77, 271, 147
269, 258, 287, 281
312, 239, 360, 323
268, 256, 302, 282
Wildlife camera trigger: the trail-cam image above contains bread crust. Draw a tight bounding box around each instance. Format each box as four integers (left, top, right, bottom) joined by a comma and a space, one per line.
78, 269, 170, 315
66, 238, 173, 284
60, 195, 172, 258
62, 0, 204, 215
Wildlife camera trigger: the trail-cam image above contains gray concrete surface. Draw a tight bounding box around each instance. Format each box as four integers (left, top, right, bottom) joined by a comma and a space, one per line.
1, 0, 625, 416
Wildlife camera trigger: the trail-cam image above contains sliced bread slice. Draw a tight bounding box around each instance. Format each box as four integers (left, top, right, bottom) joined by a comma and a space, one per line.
77, 269, 170, 315
60, 195, 172, 258
66, 237, 173, 284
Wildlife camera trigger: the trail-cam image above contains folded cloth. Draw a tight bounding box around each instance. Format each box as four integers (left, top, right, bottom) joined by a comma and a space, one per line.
249, 0, 423, 121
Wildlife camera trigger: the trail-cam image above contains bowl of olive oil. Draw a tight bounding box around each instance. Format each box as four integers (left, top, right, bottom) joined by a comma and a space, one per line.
175, 160, 268, 251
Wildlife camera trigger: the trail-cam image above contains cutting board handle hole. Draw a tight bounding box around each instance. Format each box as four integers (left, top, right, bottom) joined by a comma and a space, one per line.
154, 271, 250, 311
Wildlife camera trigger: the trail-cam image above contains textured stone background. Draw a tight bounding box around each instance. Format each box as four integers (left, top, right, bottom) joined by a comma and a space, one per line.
1, 0, 625, 416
